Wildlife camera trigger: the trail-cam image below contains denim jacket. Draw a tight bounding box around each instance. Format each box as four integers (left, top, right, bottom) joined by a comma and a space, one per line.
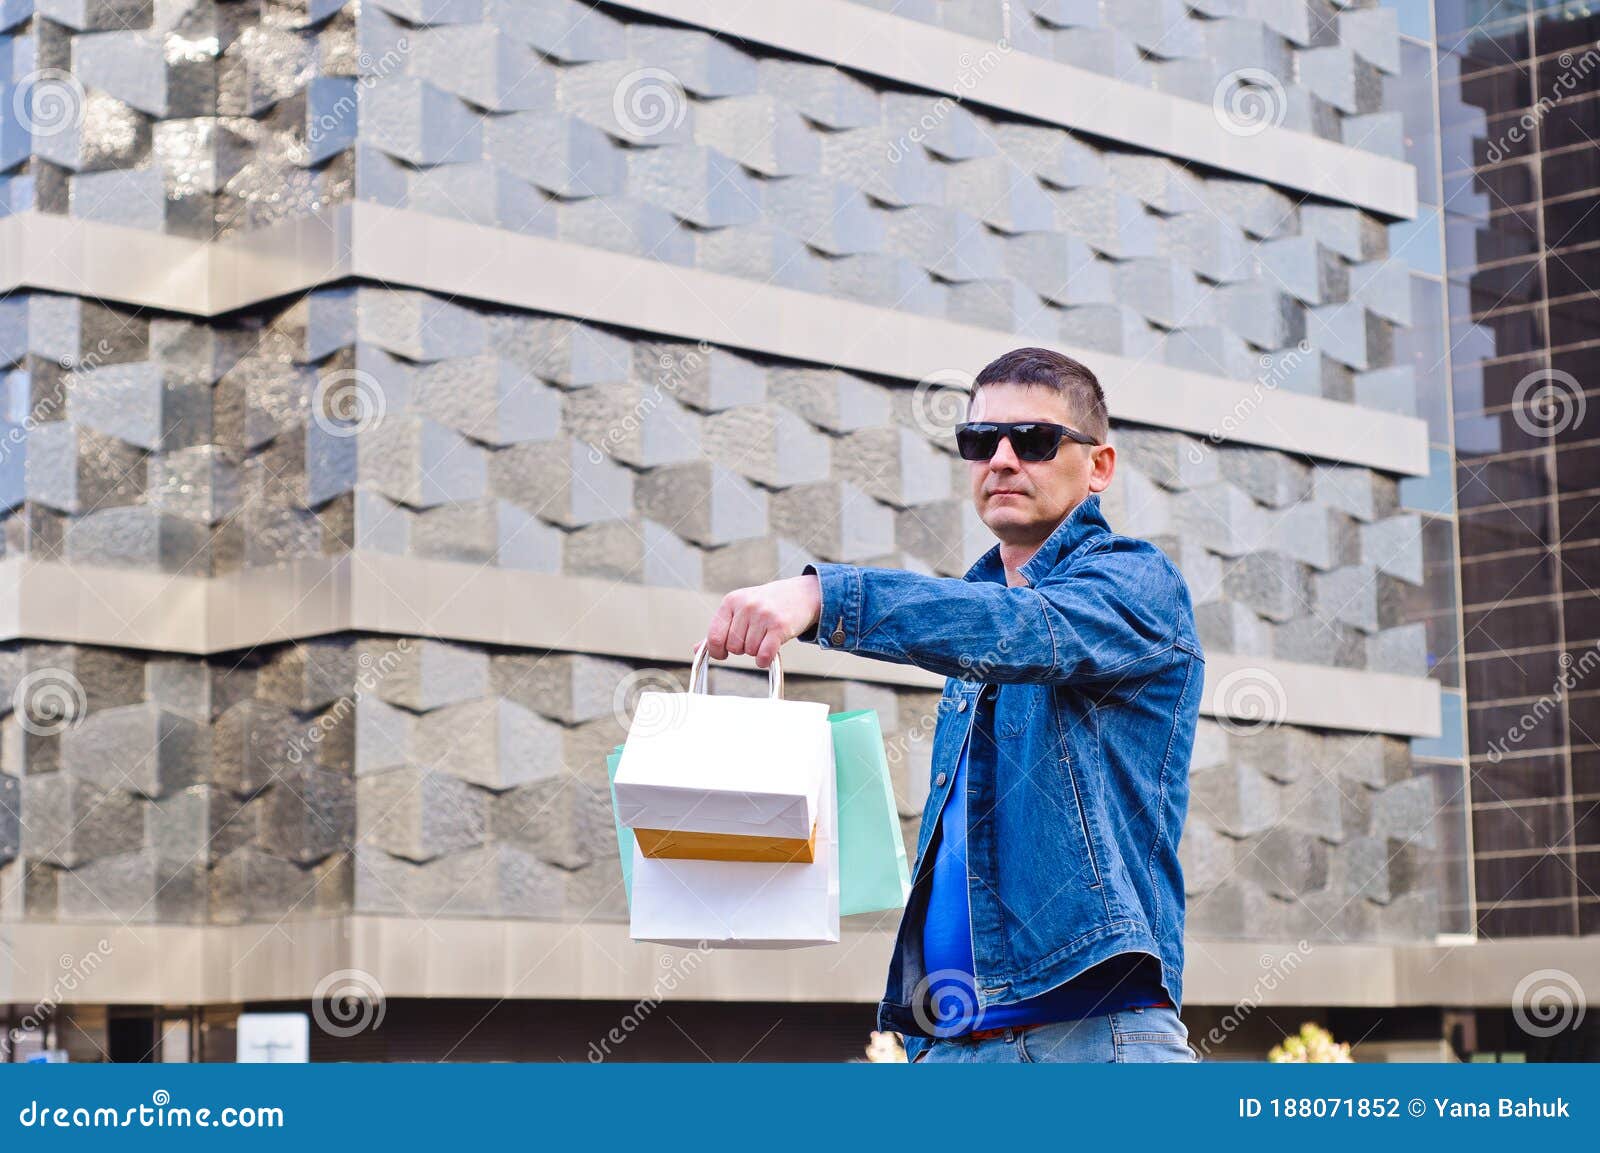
799, 493, 1203, 1062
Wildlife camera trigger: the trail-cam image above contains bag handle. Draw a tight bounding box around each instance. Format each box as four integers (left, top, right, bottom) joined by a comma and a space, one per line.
689, 639, 784, 700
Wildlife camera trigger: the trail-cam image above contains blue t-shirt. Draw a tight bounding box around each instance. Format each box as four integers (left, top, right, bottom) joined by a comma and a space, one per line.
921, 732, 1171, 1033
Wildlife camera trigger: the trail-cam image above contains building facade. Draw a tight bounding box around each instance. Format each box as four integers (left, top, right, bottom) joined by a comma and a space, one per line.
1440, 0, 1600, 940
0, 0, 1593, 1062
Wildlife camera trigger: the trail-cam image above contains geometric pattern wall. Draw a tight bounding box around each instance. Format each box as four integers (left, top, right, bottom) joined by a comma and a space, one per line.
0, 0, 1445, 950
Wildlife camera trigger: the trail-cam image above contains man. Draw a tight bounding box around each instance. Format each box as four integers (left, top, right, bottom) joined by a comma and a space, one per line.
703, 348, 1203, 1064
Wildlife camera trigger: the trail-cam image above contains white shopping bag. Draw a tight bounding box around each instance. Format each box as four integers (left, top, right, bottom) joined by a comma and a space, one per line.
629, 723, 840, 948
624, 641, 840, 948
613, 643, 830, 844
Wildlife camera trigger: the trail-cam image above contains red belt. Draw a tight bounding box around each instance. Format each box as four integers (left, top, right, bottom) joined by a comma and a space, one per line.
965, 1025, 1018, 1041
962, 1000, 1173, 1042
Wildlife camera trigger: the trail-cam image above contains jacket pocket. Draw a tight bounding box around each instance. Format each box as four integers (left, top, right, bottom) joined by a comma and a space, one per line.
1052, 691, 1104, 890
995, 682, 1043, 737
1059, 749, 1104, 890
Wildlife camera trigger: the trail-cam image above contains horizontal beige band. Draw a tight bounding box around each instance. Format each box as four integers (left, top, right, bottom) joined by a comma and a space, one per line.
1203, 652, 1441, 740
0, 208, 1431, 476
0, 916, 1572, 1008
0, 553, 1441, 738
608, 0, 1418, 219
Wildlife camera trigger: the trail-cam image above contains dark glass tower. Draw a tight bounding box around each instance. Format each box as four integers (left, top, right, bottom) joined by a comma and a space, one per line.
1439, 0, 1600, 936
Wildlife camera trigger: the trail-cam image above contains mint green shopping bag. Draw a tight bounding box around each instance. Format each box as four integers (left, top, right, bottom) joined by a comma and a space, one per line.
606, 710, 910, 915
829, 708, 912, 916
605, 744, 635, 904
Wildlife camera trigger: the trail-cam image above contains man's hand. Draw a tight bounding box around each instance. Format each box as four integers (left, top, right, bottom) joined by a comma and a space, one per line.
705, 575, 822, 669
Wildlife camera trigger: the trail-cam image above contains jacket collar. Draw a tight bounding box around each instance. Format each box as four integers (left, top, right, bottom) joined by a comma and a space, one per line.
962, 492, 1110, 587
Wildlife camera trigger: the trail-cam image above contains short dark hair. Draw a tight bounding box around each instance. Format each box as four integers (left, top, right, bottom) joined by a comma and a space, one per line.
969, 347, 1109, 445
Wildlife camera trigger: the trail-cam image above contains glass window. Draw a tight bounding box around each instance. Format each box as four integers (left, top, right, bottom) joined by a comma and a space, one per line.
1572, 747, 1600, 795
1563, 588, 1600, 643
1427, 613, 1466, 688
1444, 14, 1533, 65
1452, 353, 1545, 413
1444, 160, 1538, 210
1472, 801, 1572, 853
1455, 407, 1521, 458
1459, 498, 1554, 555
1460, 547, 1558, 605
1540, 145, 1600, 202
1540, 92, 1600, 151
1470, 699, 1566, 756
1563, 542, 1600, 597
1533, 6, 1600, 55
1545, 191, 1600, 247
1417, 690, 1468, 760
1545, 244, 1600, 299
1390, 208, 1444, 277
1396, 277, 1451, 438
1572, 687, 1600, 747
1553, 345, 1600, 381
1436, 2, 1532, 41
1480, 903, 1576, 937
1556, 443, 1600, 491
1558, 490, 1600, 544
1548, 298, 1600, 351
1472, 752, 1568, 802
1467, 649, 1566, 702
1463, 597, 1562, 650
1475, 852, 1575, 905
1454, 64, 1536, 123
1403, 445, 1462, 514
1445, 208, 1540, 269
1388, 39, 1443, 203
1455, 256, 1545, 314
1385, 0, 1437, 40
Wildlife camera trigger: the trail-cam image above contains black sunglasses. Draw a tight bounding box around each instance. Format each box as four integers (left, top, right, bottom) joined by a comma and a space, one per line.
954, 421, 1099, 462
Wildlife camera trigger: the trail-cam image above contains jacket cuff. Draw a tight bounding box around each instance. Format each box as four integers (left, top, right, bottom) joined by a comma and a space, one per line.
798, 562, 860, 650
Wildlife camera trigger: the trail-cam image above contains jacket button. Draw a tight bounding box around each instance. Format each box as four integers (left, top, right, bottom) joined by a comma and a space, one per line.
935, 771, 948, 787
956, 699, 967, 712
830, 625, 846, 646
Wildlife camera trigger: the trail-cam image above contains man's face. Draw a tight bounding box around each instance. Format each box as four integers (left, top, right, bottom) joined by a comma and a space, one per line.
966, 382, 1115, 545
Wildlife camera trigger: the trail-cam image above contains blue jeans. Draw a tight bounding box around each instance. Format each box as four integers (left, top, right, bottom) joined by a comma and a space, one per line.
910, 1005, 1199, 1064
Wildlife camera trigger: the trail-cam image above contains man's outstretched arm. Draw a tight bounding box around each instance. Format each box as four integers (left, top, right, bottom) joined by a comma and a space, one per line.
704, 539, 1187, 686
